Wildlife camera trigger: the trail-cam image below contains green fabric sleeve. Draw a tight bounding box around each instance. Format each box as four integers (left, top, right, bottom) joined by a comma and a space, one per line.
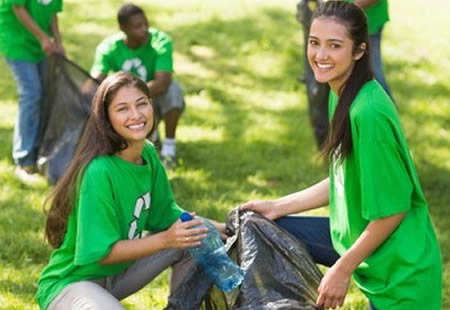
74, 163, 121, 265
356, 107, 413, 220
90, 42, 113, 76
154, 37, 173, 73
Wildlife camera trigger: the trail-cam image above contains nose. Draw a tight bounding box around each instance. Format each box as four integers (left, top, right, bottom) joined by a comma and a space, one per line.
316, 47, 328, 60
129, 106, 142, 119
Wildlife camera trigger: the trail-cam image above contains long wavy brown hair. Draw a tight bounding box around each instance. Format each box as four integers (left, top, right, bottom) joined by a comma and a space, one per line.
44, 72, 152, 248
312, 1, 374, 160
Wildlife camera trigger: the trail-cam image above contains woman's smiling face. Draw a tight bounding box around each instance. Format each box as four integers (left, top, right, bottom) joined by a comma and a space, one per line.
107, 85, 153, 145
307, 17, 364, 94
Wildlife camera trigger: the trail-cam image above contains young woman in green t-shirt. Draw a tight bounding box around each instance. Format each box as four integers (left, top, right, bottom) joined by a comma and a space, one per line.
241, 1, 442, 309
37, 72, 225, 310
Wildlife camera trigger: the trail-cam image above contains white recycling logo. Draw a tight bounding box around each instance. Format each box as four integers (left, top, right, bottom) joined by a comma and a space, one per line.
128, 192, 151, 240
122, 58, 147, 81
38, 0, 53, 5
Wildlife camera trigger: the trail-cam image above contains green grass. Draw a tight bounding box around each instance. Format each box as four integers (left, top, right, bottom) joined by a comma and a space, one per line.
1, 0, 449, 309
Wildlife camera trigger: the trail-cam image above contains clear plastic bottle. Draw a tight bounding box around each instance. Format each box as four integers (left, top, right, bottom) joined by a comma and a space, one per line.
180, 212, 244, 292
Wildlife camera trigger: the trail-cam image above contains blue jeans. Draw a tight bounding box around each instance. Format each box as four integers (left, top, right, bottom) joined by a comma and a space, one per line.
5, 58, 47, 166
275, 216, 377, 310
369, 27, 392, 98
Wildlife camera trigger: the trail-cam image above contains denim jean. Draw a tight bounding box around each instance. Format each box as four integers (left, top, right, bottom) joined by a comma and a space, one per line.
5, 58, 47, 166
275, 216, 377, 310
369, 27, 392, 98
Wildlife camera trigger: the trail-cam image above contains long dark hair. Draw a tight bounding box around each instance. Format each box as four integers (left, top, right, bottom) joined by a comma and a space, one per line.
313, 1, 374, 160
44, 72, 152, 248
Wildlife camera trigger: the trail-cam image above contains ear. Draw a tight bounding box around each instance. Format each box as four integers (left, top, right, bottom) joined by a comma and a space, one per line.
353, 42, 367, 61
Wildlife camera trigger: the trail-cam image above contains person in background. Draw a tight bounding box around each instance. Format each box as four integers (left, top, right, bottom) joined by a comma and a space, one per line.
242, 1, 441, 309
90, 3, 184, 168
0, 0, 64, 182
347, 0, 392, 98
37, 72, 225, 310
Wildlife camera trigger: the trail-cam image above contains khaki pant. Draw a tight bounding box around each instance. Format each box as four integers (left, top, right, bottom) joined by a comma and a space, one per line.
47, 249, 193, 310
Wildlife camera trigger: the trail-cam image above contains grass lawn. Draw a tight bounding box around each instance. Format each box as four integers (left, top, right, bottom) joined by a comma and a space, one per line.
0, 0, 449, 309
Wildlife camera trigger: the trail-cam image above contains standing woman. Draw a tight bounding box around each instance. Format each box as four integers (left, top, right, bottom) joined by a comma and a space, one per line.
241, 1, 442, 309
37, 72, 221, 310
0, 0, 64, 181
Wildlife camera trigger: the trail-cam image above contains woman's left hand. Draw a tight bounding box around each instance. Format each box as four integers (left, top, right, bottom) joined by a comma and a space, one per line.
316, 262, 351, 309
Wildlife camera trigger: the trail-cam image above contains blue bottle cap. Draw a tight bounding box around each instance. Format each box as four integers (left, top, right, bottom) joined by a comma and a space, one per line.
180, 211, 193, 222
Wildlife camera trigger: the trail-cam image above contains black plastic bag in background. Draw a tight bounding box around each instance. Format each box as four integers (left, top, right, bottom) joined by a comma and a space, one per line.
37, 54, 99, 184
296, 0, 330, 149
166, 209, 323, 310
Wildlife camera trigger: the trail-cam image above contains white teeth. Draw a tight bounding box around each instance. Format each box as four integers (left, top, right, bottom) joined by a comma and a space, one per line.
317, 63, 333, 69
128, 123, 145, 129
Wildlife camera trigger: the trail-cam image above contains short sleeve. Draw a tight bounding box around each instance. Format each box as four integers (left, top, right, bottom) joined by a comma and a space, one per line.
153, 34, 173, 73
356, 106, 413, 220
74, 163, 121, 265
54, 0, 63, 13
90, 42, 113, 77
144, 145, 182, 231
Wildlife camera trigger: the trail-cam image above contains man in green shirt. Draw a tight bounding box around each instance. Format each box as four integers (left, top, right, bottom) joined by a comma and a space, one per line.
0, 0, 63, 182
90, 3, 185, 167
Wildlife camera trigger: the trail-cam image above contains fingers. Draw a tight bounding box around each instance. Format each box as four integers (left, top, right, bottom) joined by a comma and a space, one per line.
239, 201, 258, 211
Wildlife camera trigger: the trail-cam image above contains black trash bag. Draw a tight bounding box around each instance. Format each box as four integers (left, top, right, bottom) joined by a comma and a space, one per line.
166, 209, 323, 310
296, 0, 330, 148
37, 54, 99, 184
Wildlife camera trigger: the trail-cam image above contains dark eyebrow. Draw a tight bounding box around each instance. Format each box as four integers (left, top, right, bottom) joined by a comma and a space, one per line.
112, 96, 148, 107
309, 35, 344, 44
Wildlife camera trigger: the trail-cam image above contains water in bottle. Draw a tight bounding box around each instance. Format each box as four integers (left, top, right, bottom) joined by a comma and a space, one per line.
180, 212, 244, 292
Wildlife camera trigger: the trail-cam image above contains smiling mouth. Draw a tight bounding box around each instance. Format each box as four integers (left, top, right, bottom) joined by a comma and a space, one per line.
127, 122, 146, 130
316, 62, 333, 70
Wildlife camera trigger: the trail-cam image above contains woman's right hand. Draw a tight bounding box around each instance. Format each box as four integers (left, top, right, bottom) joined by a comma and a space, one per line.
164, 218, 208, 249
239, 200, 279, 220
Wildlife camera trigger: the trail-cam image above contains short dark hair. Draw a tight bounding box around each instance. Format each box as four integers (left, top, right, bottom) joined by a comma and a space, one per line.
117, 3, 145, 26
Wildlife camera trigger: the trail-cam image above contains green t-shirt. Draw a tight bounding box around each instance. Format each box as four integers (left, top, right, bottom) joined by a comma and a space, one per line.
328, 80, 442, 310
345, 0, 389, 35
90, 27, 173, 82
0, 0, 62, 61
36, 141, 183, 310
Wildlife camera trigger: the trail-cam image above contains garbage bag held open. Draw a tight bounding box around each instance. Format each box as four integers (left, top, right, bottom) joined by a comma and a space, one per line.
166, 208, 323, 310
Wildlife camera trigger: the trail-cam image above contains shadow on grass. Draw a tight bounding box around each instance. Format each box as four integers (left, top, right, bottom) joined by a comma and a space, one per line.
0, 126, 13, 164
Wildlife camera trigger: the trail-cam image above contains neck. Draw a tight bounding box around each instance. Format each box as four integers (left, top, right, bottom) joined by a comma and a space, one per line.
116, 141, 145, 164
124, 33, 148, 49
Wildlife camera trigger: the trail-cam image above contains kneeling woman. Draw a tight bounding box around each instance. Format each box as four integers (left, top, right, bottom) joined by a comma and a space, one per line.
37, 72, 223, 310
241, 1, 442, 309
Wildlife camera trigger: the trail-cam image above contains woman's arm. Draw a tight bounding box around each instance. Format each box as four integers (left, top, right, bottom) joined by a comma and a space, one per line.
12, 5, 55, 55
50, 14, 64, 54
316, 212, 407, 309
99, 218, 207, 265
240, 177, 329, 220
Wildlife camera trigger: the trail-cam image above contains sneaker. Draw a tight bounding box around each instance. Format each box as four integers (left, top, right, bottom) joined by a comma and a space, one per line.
15, 165, 42, 184
161, 155, 177, 169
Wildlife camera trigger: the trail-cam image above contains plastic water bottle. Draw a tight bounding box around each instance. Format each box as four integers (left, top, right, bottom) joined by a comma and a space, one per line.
180, 212, 244, 292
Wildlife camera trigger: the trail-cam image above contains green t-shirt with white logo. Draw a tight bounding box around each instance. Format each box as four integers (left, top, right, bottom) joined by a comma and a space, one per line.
0, 0, 62, 61
36, 141, 183, 310
90, 27, 173, 82
328, 80, 442, 310
345, 0, 389, 35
